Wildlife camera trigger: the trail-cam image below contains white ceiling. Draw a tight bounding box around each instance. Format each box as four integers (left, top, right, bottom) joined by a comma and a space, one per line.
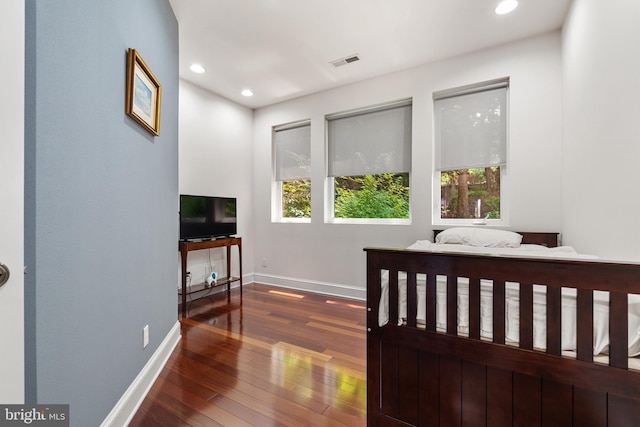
169, 0, 572, 109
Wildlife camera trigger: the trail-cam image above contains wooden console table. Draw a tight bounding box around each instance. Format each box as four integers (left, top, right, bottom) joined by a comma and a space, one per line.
179, 236, 242, 317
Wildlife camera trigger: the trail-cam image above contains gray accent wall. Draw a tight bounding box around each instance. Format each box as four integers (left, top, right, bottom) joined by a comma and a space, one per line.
24, 1, 178, 425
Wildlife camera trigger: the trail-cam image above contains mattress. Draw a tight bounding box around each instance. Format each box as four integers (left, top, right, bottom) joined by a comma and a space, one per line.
378, 241, 640, 357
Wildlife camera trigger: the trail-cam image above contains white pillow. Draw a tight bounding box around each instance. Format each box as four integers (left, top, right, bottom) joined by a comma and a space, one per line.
435, 227, 473, 245
436, 227, 522, 248
469, 228, 522, 248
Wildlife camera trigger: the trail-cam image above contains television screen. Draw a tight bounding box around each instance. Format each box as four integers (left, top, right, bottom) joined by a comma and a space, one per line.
180, 195, 237, 240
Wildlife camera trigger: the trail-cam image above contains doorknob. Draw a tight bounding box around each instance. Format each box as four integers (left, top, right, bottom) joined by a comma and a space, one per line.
0, 263, 9, 287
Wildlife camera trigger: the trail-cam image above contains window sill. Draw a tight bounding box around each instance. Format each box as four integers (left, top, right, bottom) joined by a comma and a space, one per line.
432, 218, 506, 227
273, 218, 311, 224
327, 218, 411, 226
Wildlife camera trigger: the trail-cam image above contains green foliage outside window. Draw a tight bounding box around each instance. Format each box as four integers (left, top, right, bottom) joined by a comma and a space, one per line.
281, 174, 410, 219
440, 167, 500, 219
334, 173, 409, 219
282, 179, 311, 218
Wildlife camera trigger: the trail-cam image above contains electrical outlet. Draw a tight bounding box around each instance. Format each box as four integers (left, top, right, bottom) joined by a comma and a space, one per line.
262, 258, 268, 268
143, 325, 149, 349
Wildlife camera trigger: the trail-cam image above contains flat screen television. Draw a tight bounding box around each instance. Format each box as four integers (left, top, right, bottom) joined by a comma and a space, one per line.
179, 195, 237, 241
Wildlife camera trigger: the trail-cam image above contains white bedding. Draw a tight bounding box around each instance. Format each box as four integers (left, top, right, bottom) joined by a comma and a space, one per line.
378, 241, 640, 356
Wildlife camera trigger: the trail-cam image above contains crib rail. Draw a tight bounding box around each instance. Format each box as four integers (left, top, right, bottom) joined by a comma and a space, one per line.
365, 248, 640, 426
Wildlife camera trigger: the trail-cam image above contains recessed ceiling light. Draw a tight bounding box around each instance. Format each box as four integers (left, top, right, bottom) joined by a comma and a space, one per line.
189, 63, 206, 74
241, 89, 253, 97
495, 0, 518, 15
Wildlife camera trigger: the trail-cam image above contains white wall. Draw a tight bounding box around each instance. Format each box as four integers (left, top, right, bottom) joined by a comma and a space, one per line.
562, 0, 640, 261
178, 2, 640, 299
0, 0, 25, 403
178, 80, 255, 284
252, 32, 564, 299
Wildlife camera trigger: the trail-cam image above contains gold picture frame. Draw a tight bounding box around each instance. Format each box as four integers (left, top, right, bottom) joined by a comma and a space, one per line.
126, 48, 162, 136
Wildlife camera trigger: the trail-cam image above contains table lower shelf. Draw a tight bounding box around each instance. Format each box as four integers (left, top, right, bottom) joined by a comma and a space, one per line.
178, 276, 241, 296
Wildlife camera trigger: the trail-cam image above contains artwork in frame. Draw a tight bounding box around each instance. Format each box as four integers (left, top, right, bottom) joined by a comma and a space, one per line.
126, 48, 162, 136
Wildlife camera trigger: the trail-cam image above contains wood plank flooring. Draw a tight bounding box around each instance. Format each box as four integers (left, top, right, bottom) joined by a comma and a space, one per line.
128, 283, 367, 426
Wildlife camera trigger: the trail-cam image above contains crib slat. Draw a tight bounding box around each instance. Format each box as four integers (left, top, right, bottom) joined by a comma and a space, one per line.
493, 281, 506, 344
469, 278, 481, 340
426, 274, 437, 332
609, 292, 628, 369
389, 269, 399, 327
519, 283, 534, 350
546, 286, 561, 356
407, 272, 417, 328
576, 289, 594, 362
447, 276, 458, 335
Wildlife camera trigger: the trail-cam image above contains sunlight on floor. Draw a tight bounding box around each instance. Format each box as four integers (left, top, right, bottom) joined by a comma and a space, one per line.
326, 299, 366, 310
268, 289, 305, 298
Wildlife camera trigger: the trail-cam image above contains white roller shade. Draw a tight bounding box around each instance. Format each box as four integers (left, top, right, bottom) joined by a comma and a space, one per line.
274, 123, 311, 181
434, 85, 507, 171
327, 100, 412, 177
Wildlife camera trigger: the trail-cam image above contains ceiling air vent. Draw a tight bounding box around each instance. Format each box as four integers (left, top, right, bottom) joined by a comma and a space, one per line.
330, 54, 360, 68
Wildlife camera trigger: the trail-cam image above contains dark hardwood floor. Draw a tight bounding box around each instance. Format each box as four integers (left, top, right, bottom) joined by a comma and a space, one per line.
128, 283, 367, 426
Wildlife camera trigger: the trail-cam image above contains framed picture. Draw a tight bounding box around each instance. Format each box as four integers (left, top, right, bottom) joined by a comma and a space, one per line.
126, 48, 162, 136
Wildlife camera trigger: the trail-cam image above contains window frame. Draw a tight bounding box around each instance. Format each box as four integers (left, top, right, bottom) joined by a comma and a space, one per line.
325, 99, 413, 225
432, 78, 510, 226
272, 120, 312, 223
433, 166, 509, 226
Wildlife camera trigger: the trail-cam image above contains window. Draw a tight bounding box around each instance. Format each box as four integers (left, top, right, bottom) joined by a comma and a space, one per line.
433, 79, 508, 223
273, 121, 311, 220
326, 100, 412, 221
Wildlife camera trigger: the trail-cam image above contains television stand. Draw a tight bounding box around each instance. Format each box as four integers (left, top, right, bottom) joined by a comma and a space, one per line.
178, 236, 242, 318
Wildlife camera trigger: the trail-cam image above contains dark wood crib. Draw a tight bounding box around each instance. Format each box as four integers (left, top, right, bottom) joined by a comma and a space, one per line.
365, 232, 640, 426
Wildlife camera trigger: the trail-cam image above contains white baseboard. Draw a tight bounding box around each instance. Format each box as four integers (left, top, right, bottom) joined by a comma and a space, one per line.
100, 320, 181, 427
252, 273, 365, 301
